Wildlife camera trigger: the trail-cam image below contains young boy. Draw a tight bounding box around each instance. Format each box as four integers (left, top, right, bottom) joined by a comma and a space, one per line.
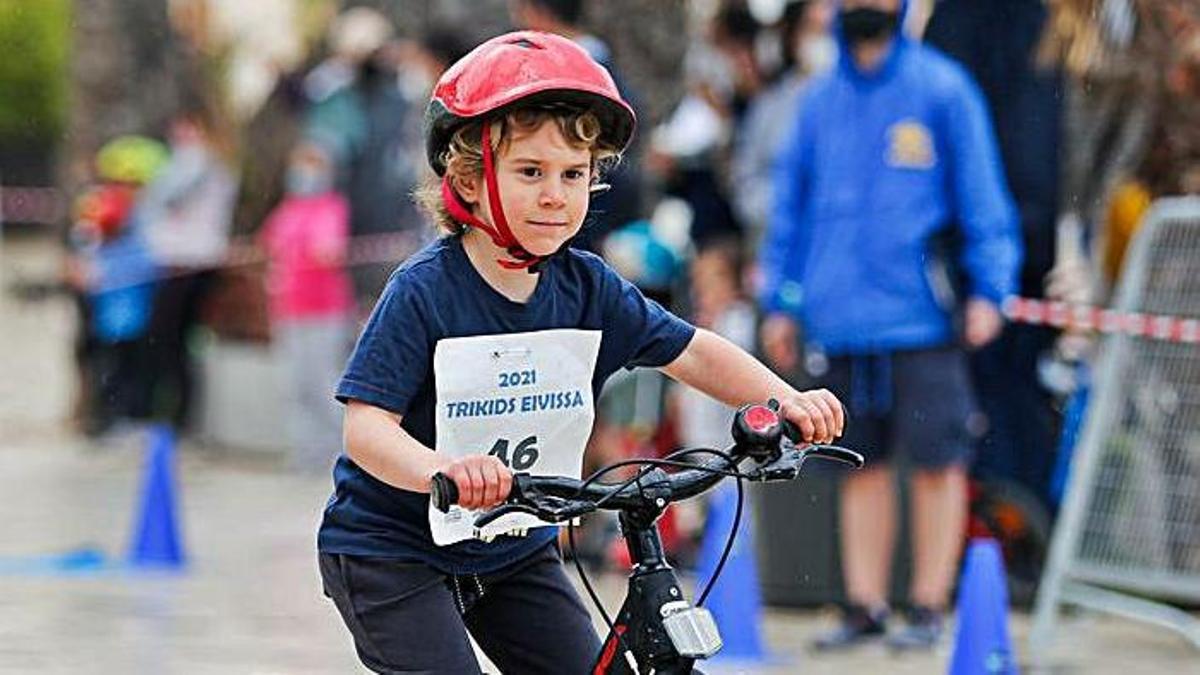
317, 31, 844, 674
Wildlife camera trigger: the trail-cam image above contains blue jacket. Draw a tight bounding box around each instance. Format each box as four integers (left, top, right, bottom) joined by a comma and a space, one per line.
758, 1, 1021, 355
89, 231, 157, 343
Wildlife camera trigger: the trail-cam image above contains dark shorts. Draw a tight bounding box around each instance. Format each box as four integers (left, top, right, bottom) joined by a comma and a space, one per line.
319, 541, 600, 674
813, 346, 978, 469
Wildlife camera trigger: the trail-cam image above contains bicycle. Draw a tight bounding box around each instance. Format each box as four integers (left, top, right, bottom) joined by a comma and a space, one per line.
432, 400, 864, 674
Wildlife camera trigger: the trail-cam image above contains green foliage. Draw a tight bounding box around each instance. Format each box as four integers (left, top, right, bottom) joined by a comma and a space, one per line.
0, 0, 70, 141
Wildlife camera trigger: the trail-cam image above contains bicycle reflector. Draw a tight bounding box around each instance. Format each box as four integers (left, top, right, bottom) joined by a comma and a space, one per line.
660, 601, 723, 658
732, 401, 783, 458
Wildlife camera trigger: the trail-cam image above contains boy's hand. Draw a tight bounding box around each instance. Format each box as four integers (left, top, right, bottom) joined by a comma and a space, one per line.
439, 455, 513, 510
779, 388, 844, 444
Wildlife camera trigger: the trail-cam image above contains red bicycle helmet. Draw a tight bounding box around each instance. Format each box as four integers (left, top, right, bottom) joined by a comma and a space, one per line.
425, 30, 636, 270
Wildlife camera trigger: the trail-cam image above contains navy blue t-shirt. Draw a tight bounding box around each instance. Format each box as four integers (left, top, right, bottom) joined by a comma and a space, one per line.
318, 235, 696, 574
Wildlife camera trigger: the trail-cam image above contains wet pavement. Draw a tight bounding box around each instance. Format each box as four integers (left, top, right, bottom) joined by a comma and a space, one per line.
2, 234, 1197, 673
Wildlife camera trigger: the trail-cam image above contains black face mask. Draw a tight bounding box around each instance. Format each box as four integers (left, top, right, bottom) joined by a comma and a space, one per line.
839, 7, 899, 44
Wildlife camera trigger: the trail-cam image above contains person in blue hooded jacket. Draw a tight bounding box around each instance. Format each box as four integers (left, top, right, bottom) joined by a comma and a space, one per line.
757, 0, 1021, 651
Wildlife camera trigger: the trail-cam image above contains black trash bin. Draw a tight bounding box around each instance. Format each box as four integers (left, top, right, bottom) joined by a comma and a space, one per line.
752, 464, 914, 608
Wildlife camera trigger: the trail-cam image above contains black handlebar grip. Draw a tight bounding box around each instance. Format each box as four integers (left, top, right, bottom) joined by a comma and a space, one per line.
780, 418, 803, 443
430, 472, 459, 513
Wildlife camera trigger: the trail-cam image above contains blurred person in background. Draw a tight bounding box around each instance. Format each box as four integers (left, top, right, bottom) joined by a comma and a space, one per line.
924, 0, 1064, 508
1033, 0, 1199, 317
675, 238, 757, 449
389, 26, 473, 214
508, 0, 645, 252
731, 0, 834, 255
670, 239, 757, 551
758, 0, 1021, 650
304, 7, 425, 311
1031, 0, 1200, 513
64, 136, 168, 437
647, 2, 760, 249
135, 105, 239, 433
258, 140, 353, 473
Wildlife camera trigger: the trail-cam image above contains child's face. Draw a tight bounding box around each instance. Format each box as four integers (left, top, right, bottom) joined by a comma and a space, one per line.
465, 119, 593, 257
691, 249, 739, 326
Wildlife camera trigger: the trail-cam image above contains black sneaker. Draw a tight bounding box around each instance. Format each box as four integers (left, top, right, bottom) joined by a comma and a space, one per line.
811, 604, 889, 651
886, 605, 944, 651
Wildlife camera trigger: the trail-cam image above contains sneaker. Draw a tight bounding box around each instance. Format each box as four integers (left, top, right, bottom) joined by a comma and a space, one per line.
811, 604, 889, 651
886, 605, 944, 651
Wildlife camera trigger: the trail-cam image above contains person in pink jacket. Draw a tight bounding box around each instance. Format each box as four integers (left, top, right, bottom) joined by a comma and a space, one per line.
260, 140, 354, 472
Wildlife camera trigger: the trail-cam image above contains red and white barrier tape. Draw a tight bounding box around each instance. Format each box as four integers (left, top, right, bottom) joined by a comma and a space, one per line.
1004, 297, 1200, 344
223, 231, 426, 269
25, 193, 1198, 344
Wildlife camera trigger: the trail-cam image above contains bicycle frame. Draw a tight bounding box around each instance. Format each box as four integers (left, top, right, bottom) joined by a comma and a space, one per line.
592, 509, 708, 673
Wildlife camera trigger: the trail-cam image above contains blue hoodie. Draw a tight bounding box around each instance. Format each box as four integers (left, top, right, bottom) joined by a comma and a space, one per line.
758, 0, 1021, 355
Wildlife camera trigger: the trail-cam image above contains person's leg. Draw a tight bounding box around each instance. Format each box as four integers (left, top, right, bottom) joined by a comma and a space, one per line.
274, 320, 309, 466
889, 346, 978, 649
811, 355, 893, 649
145, 274, 190, 425
840, 465, 898, 609
464, 542, 601, 674
124, 334, 155, 420
171, 270, 216, 431
71, 294, 99, 432
319, 553, 482, 674
286, 316, 349, 472
908, 463, 968, 608
109, 339, 140, 423
88, 342, 120, 435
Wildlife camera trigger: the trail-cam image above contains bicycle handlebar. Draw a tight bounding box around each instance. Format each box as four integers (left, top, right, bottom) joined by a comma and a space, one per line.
430, 401, 864, 528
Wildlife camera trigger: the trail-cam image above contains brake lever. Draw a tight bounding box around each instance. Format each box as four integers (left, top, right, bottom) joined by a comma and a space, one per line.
806, 444, 865, 469
745, 443, 865, 482
472, 496, 597, 529
473, 503, 543, 529
745, 445, 805, 482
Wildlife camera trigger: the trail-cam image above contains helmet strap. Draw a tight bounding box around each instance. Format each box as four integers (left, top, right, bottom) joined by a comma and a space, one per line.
439, 123, 545, 272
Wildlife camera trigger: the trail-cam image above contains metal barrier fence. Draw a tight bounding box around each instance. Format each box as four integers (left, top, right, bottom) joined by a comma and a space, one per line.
1032, 198, 1200, 656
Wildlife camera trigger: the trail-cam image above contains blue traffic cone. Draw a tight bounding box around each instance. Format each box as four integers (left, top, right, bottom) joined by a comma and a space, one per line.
127, 424, 186, 569
694, 482, 765, 660
949, 538, 1018, 675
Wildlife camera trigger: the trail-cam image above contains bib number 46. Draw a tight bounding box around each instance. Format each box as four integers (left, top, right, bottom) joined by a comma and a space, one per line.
487, 436, 540, 471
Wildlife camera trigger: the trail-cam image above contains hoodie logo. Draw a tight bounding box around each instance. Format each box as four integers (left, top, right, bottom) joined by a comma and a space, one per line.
886, 120, 936, 169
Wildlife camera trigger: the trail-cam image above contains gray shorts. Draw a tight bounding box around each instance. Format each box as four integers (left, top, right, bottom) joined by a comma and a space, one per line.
813, 346, 978, 469
319, 541, 600, 674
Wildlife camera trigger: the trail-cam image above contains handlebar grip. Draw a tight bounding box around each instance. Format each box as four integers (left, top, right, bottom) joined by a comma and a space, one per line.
430, 472, 459, 513
780, 418, 803, 443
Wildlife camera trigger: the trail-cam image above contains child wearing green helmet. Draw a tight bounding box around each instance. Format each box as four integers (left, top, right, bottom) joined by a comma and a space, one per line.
64, 135, 168, 435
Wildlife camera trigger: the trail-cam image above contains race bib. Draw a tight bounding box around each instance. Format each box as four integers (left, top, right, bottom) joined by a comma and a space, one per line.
430, 329, 601, 545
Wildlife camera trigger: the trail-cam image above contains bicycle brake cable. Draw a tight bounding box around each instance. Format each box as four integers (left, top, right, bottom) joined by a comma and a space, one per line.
565, 449, 744, 669
563, 446, 756, 668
